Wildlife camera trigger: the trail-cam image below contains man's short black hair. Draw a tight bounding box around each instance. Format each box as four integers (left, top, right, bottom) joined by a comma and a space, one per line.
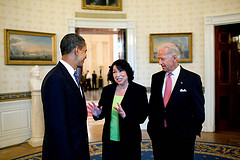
60, 33, 85, 56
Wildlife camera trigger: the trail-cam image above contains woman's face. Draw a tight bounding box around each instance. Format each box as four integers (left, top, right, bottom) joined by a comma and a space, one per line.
113, 65, 128, 86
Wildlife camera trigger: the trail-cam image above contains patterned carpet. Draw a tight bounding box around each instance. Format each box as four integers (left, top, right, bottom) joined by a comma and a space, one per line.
12, 139, 240, 160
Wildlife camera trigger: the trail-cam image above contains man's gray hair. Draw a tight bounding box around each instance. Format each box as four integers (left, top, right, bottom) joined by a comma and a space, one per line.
158, 43, 180, 59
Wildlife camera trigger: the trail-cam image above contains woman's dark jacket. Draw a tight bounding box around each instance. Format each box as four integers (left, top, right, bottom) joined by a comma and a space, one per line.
94, 82, 148, 144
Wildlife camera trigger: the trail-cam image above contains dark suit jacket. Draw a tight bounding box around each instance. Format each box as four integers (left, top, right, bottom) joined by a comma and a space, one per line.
147, 66, 205, 140
94, 82, 148, 144
41, 62, 90, 160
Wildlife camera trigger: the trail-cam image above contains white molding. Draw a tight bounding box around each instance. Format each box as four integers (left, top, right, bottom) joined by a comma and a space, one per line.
0, 100, 32, 148
0, 134, 31, 149
204, 12, 240, 132
205, 13, 240, 25
68, 18, 137, 79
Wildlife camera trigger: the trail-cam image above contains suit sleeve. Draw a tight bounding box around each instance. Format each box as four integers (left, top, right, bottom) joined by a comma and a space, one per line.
42, 76, 73, 159
93, 87, 106, 120
148, 75, 155, 119
192, 75, 205, 136
148, 74, 159, 123
135, 86, 148, 124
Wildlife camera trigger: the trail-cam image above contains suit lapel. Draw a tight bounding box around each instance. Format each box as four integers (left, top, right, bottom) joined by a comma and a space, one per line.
58, 62, 82, 98
107, 84, 117, 107
120, 82, 133, 110
168, 67, 186, 105
108, 83, 129, 111
154, 72, 165, 107
159, 73, 165, 98
80, 85, 86, 105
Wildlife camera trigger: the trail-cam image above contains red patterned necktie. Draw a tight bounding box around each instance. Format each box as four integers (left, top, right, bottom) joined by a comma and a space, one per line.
163, 73, 172, 127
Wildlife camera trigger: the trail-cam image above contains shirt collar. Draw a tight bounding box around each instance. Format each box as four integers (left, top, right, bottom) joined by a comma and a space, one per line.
165, 65, 181, 77
60, 59, 75, 75
171, 65, 181, 77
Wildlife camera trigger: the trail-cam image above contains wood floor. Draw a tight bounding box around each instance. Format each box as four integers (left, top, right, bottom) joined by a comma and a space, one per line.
0, 118, 240, 160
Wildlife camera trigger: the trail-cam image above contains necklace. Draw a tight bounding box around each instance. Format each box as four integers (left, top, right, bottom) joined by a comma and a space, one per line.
118, 83, 129, 90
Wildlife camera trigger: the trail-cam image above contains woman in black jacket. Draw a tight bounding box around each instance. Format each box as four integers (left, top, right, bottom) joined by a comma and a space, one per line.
88, 59, 148, 160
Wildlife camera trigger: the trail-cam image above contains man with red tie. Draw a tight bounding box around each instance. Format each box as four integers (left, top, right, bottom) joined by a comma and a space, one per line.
147, 43, 205, 160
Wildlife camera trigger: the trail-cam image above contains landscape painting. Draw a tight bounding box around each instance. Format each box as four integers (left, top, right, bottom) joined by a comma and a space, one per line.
5, 29, 56, 65
149, 33, 192, 63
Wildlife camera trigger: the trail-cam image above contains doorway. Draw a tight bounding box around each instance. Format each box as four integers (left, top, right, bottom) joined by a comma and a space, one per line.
215, 23, 240, 131
76, 28, 127, 89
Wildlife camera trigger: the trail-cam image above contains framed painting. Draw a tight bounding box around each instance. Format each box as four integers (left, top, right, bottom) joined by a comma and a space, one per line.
149, 33, 192, 63
5, 29, 57, 65
82, 0, 122, 11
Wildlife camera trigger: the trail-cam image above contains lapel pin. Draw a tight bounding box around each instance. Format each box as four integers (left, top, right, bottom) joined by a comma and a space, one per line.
181, 82, 183, 84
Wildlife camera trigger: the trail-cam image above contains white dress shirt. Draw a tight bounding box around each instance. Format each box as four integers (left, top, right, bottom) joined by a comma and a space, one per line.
86, 72, 91, 79
162, 65, 181, 98
60, 60, 83, 97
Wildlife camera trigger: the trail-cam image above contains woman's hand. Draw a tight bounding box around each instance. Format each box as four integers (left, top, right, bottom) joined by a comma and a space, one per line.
113, 102, 126, 119
87, 102, 102, 117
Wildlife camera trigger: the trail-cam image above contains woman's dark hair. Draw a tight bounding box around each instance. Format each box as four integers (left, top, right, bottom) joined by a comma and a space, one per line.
107, 59, 134, 84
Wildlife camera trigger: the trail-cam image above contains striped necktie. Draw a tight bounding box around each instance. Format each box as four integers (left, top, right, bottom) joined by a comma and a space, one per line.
163, 73, 172, 107
73, 71, 80, 87
163, 73, 172, 127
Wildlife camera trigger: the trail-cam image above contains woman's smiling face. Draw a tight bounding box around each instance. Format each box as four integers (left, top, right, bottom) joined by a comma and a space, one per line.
113, 65, 128, 86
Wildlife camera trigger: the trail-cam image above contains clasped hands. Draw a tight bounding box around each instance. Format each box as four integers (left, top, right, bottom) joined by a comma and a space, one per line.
87, 102, 126, 118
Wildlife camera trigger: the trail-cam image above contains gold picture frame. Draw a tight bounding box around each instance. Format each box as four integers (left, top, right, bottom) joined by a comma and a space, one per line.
82, 0, 122, 11
149, 33, 192, 63
5, 29, 57, 65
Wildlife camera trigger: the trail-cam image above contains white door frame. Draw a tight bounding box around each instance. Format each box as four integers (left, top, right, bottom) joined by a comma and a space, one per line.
204, 13, 240, 132
68, 18, 137, 79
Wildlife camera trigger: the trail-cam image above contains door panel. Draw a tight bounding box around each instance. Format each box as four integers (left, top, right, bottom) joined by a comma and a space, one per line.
215, 24, 240, 130
231, 35, 240, 128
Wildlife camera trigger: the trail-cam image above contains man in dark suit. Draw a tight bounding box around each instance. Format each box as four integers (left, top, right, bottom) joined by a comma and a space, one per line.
92, 70, 97, 90
147, 43, 205, 160
41, 34, 90, 160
